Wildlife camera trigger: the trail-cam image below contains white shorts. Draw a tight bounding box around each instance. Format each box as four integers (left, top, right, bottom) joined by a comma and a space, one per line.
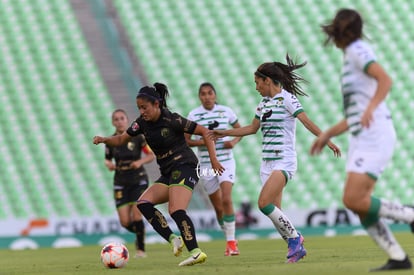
260, 159, 296, 185
346, 120, 396, 179
199, 159, 236, 195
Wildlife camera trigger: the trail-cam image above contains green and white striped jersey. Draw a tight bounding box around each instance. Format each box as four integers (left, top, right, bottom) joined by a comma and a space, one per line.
187, 104, 238, 164
341, 39, 391, 136
255, 89, 303, 161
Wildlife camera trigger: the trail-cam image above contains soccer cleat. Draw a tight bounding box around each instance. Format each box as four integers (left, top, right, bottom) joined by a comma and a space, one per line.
134, 250, 147, 258
408, 206, 414, 233
224, 240, 240, 256
171, 236, 184, 257
370, 257, 412, 272
286, 234, 306, 263
286, 248, 307, 263
287, 234, 304, 258
178, 251, 207, 266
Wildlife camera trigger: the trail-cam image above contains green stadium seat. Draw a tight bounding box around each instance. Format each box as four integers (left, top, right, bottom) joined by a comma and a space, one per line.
0, 0, 115, 219
2, 0, 414, 219
112, 0, 414, 210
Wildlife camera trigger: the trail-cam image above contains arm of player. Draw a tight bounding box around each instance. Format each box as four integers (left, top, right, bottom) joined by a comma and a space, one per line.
104, 159, 116, 171
194, 124, 225, 175
130, 144, 155, 169
93, 131, 132, 147
184, 133, 206, 147
310, 119, 348, 156
361, 62, 392, 128
223, 122, 243, 149
214, 117, 260, 138
297, 112, 341, 157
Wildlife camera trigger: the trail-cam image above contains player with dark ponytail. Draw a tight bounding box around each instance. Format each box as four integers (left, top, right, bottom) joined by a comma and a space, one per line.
213, 55, 340, 263
94, 82, 224, 267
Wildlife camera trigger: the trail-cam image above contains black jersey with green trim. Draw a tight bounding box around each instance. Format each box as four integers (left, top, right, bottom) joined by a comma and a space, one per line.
105, 134, 147, 176
126, 108, 199, 175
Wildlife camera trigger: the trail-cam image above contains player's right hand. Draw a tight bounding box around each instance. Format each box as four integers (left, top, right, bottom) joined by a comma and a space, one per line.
93, 136, 105, 145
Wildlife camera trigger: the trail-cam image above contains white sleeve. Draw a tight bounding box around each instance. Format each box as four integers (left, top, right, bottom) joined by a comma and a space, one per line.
285, 93, 303, 117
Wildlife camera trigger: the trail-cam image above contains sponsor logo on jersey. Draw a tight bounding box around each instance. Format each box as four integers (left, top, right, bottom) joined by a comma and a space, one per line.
131, 122, 139, 131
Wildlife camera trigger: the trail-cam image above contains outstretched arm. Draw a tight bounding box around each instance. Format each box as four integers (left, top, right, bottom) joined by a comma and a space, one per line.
214, 117, 260, 138
223, 122, 243, 149
310, 119, 348, 156
297, 112, 341, 157
93, 131, 132, 147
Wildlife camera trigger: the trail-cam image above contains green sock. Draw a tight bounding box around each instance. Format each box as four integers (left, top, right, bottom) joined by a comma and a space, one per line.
361, 196, 381, 228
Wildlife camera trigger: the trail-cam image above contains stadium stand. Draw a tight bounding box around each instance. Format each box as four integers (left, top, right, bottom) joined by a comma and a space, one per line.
0, 0, 413, 219
0, 0, 115, 218
113, 0, 414, 209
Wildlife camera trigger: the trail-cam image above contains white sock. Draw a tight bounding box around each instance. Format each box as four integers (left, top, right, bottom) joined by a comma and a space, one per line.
366, 219, 406, 261
223, 220, 236, 241
379, 199, 414, 223
267, 206, 298, 241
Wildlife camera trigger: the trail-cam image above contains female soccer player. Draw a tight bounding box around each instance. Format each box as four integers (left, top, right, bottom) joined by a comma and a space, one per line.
93, 83, 224, 267
104, 109, 155, 258
213, 54, 341, 263
310, 8, 414, 271
185, 82, 241, 256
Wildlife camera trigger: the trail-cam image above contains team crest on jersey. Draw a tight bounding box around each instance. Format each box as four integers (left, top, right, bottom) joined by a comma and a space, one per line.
172, 170, 181, 180
161, 128, 169, 137
127, 142, 135, 151
275, 97, 284, 107
131, 122, 139, 131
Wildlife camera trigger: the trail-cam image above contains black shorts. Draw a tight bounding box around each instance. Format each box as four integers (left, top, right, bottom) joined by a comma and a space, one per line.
114, 176, 149, 208
155, 164, 199, 191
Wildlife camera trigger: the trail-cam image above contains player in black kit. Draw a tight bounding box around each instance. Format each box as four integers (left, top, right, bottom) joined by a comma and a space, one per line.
93, 83, 224, 267
105, 109, 155, 258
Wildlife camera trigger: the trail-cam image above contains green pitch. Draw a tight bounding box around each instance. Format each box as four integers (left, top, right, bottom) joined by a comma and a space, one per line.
1, 233, 413, 275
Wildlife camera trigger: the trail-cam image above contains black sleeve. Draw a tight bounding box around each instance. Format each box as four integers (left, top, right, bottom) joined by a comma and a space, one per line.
105, 144, 112, 160
137, 134, 147, 148
126, 119, 143, 137
171, 113, 198, 134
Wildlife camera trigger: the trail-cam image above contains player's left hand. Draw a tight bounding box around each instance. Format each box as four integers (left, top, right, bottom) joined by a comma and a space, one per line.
211, 160, 225, 176
129, 160, 142, 169
310, 132, 330, 155
361, 108, 374, 128
327, 142, 341, 157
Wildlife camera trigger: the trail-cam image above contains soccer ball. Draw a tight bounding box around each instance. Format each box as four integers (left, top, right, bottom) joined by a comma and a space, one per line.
100, 242, 129, 268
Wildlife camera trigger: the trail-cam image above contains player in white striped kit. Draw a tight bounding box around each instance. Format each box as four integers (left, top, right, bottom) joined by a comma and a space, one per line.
185, 82, 241, 256
213, 56, 341, 263
310, 8, 414, 271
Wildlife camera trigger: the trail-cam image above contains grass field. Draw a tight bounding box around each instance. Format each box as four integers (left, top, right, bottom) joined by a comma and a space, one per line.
1, 232, 413, 275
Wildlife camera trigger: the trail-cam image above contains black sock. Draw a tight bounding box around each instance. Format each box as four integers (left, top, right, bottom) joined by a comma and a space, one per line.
171, 209, 198, 252
125, 223, 136, 233
137, 203, 173, 242
133, 220, 145, 251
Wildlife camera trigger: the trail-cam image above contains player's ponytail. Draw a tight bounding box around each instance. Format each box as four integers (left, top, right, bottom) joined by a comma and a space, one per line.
137, 82, 169, 108
153, 82, 169, 108
255, 53, 308, 97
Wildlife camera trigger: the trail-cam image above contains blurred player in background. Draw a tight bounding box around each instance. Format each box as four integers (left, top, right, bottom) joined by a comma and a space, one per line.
185, 82, 241, 256
104, 109, 155, 258
213, 54, 341, 263
94, 83, 224, 267
311, 8, 414, 271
